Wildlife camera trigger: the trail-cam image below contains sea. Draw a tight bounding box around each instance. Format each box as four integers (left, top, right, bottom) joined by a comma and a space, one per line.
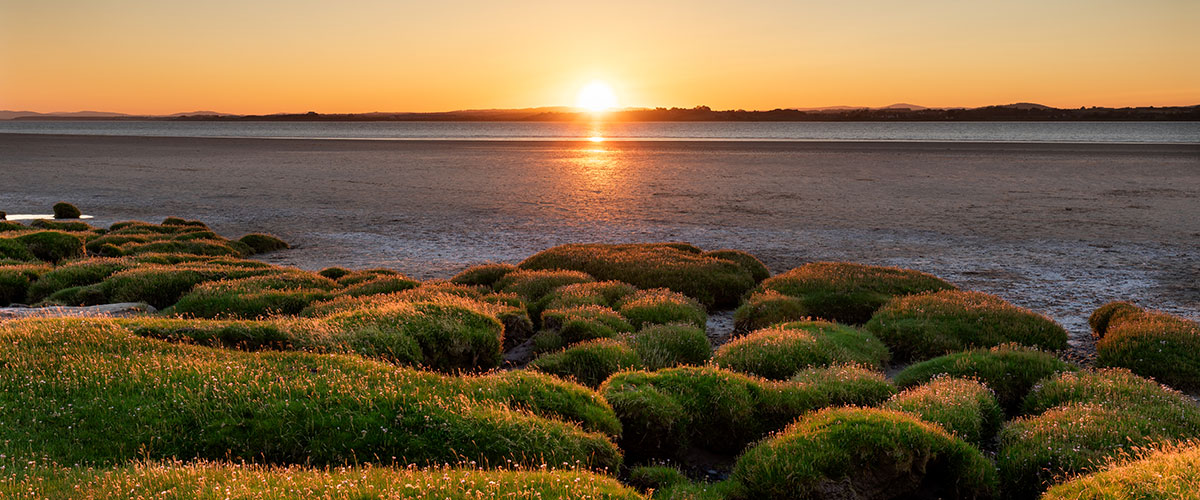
1, 120, 1197, 143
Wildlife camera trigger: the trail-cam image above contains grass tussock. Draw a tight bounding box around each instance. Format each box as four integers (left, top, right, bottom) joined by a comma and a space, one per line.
998, 369, 1200, 499
865, 290, 1068, 362
0, 231, 86, 263
885, 377, 1004, 447
544, 280, 638, 310
169, 271, 339, 318
238, 233, 290, 254
616, 288, 707, 330
29, 219, 95, 232
893, 343, 1076, 414
702, 249, 770, 283
732, 290, 809, 333
519, 243, 759, 308
0, 461, 646, 500
52, 201, 82, 219
1093, 306, 1200, 391
730, 407, 998, 500
0, 318, 621, 469
599, 365, 895, 458
756, 261, 956, 325
451, 263, 519, 288
712, 320, 890, 380
1088, 301, 1144, 337
540, 305, 634, 345
529, 324, 711, 387
1041, 441, 1200, 500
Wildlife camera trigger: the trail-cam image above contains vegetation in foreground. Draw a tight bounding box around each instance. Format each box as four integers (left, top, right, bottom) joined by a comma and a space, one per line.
893, 343, 1076, 413
1040, 441, 1200, 500
1090, 302, 1200, 391
711, 320, 889, 379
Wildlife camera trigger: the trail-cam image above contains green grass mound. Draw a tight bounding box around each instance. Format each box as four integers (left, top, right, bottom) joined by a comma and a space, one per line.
999, 369, 1200, 499
732, 290, 810, 333
450, 262, 518, 288
87, 220, 251, 257
757, 261, 956, 325
98, 264, 276, 309
0, 220, 25, 232
731, 407, 998, 500
616, 288, 707, 330
529, 339, 643, 387
518, 243, 758, 309
865, 290, 1068, 362
317, 266, 351, 280
893, 343, 1076, 413
703, 249, 770, 283
29, 219, 95, 232
170, 271, 339, 318
52, 201, 82, 219
0, 318, 620, 469
497, 269, 596, 317
544, 280, 639, 310
789, 364, 897, 406
25, 257, 129, 303
1041, 442, 1200, 500
0, 264, 48, 306
1096, 309, 1200, 391
238, 233, 290, 254
1088, 301, 1144, 337
599, 365, 895, 457
541, 305, 634, 345
335, 274, 421, 298
2, 462, 646, 500
885, 377, 1003, 447
712, 320, 890, 380
0, 231, 86, 263
529, 325, 711, 387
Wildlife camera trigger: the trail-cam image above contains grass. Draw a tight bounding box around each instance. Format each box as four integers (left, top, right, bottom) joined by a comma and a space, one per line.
99, 264, 275, 309
4, 231, 86, 263
25, 257, 130, 303
1088, 301, 1144, 337
544, 280, 639, 310
29, 219, 95, 232
0, 318, 621, 469
238, 233, 290, 254
528, 324, 711, 387
451, 262, 518, 288
865, 290, 1069, 362
85, 220, 251, 258
335, 274, 421, 297
788, 364, 897, 406
702, 249, 770, 283
616, 288, 707, 330
169, 271, 339, 318
317, 266, 351, 279
541, 305, 634, 345
998, 369, 1200, 499
884, 377, 1003, 447
711, 320, 890, 380
0, 264, 49, 306
1095, 308, 1200, 391
599, 365, 896, 458
497, 269, 596, 318
756, 261, 955, 324
893, 343, 1076, 413
52, 201, 82, 219
518, 243, 757, 309
731, 290, 809, 333
0, 461, 646, 500
730, 407, 998, 500
1041, 441, 1200, 500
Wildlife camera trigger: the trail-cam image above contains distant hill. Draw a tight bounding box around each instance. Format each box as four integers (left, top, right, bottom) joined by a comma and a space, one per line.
0, 110, 131, 119
993, 102, 1055, 110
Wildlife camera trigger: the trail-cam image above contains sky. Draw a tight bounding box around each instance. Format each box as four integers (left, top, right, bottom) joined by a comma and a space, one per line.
1, 0, 1197, 114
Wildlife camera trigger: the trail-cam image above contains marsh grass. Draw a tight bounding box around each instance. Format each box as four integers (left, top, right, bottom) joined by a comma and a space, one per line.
1040, 441, 1200, 500
616, 288, 707, 330
540, 305, 634, 345
519, 243, 757, 309
730, 407, 998, 500
543, 280, 638, 310
885, 377, 1003, 447
528, 324, 710, 387
1094, 307, 1200, 391
712, 320, 889, 380
451, 263, 519, 288
893, 343, 1076, 414
0, 318, 620, 469
1, 231, 86, 263
52, 202, 81, 219
169, 271, 339, 318
732, 290, 809, 333
238, 233, 290, 254
865, 290, 1068, 362
1088, 301, 1144, 337
757, 261, 955, 325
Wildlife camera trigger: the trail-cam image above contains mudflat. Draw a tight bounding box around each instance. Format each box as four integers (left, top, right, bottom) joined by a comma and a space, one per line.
2, 133, 1197, 349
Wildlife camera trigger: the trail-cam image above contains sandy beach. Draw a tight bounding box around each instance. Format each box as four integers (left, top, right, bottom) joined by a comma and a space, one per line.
2, 133, 1197, 353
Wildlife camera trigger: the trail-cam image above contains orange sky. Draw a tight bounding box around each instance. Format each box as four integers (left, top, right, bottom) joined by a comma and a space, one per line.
1, 0, 1197, 114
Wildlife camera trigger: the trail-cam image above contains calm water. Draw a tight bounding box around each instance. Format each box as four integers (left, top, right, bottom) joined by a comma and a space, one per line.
1, 120, 1197, 143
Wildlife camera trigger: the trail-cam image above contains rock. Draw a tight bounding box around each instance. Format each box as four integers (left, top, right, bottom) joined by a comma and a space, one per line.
0, 302, 157, 321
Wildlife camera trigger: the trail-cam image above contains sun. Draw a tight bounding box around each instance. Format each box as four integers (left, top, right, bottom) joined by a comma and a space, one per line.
576, 81, 618, 112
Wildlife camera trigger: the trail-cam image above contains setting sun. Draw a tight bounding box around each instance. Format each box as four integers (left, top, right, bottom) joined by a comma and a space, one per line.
576, 81, 618, 112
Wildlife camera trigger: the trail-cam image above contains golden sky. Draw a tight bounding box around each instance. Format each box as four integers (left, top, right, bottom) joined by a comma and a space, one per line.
1, 0, 1197, 114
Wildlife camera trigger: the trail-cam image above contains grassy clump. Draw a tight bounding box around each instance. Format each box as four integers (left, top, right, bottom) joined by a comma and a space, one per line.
1096, 309, 1200, 391
0, 318, 620, 469
170, 271, 339, 318
627, 465, 690, 491
450, 263, 518, 288
541, 305, 634, 345
86, 220, 251, 257
8, 231, 86, 263
529, 324, 711, 387
52, 201, 82, 219
893, 343, 1076, 413
789, 364, 897, 406
757, 261, 956, 325
732, 290, 809, 333
544, 280, 638, 310
497, 269, 595, 317
712, 320, 889, 380
336, 274, 421, 298
999, 369, 1200, 499
29, 219, 95, 232
703, 249, 770, 283
616, 288, 707, 330
529, 339, 643, 387
865, 290, 1068, 362
99, 264, 275, 309
25, 257, 130, 303
885, 377, 1003, 447
1088, 301, 1144, 337
599, 365, 896, 457
317, 266, 351, 280
1041, 442, 1200, 500
1, 462, 646, 500
0, 237, 36, 261
238, 233, 290, 254
519, 243, 757, 309
731, 407, 998, 500
0, 221, 25, 232
0, 264, 48, 306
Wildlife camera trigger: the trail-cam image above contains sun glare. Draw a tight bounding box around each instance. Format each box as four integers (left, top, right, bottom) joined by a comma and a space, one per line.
576, 81, 618, 112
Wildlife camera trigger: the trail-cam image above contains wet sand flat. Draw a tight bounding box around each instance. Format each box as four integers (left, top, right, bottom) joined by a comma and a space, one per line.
2, 133, 1198, 348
